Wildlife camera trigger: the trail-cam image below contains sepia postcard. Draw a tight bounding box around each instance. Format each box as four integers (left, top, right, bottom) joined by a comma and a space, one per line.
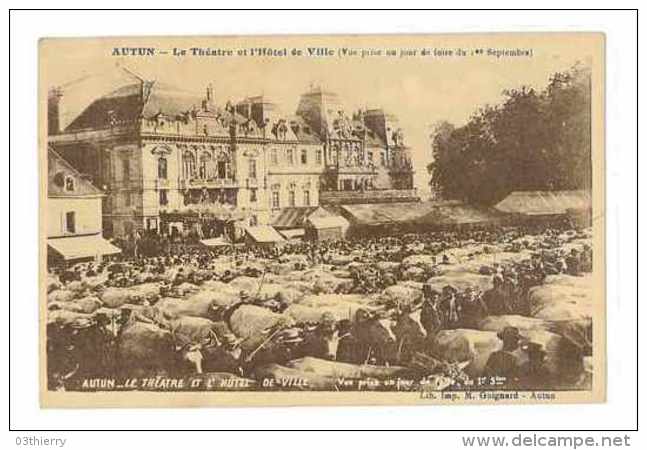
39, 33, 605, 407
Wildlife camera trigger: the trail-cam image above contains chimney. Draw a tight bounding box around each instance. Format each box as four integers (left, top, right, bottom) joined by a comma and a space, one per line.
203, 84, 214, 111
48, 87, 63, 135
206, 84, 213, 102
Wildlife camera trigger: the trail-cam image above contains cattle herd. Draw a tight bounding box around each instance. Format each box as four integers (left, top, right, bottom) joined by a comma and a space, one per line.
46, 223, 594, 393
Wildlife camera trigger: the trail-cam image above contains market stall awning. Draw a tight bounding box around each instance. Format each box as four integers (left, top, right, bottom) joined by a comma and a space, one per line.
495, 190, 591, 216
279, 228, 305, 239
340, 201, 504, 226
414, 204, 506, 225
245, 225, 285, 243
48, 234, 122, 260
340, 202, 434, 225
272, 207, 319, 229
307, 216, 349, 230
199, 237, 231, 247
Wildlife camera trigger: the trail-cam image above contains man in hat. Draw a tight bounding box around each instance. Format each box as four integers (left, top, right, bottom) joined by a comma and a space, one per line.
256, 327, 304, 365
202, 332, 244, 376
518, 342, 552, 389
440, 285, 461, 329
239, 290, 251, 303
335, 319, 360, 364
483, 326, 523, 383
566, 248, 582, 276
421, 286, 444, 336
459, 287, 488, 329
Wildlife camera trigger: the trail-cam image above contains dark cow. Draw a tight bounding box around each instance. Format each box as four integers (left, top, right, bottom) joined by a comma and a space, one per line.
115, 321, 203, 378
46, 321, 114, 390
391, 309, 428, 364
298, 321, 342, 361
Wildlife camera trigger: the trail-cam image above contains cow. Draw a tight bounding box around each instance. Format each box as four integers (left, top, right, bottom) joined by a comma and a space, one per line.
350, 309, 398, 365
298, 322, 342, 361
391, 308, 428, 364
46, 320, 115, 390
115, 321, 204, 378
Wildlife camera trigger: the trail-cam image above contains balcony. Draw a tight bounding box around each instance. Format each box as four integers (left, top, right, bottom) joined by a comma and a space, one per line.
155, 179, 171, 189
180, 178, 239, 189
319, 188, 419, 205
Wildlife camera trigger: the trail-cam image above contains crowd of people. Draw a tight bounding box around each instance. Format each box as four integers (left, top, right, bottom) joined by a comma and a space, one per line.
47, 222, 593, 391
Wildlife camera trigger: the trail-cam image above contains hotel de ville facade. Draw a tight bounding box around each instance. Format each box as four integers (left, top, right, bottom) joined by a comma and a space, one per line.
47, 71, 416, 240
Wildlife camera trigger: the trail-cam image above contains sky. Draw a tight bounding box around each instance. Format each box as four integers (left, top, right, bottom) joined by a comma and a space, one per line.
41, 34, 596, 194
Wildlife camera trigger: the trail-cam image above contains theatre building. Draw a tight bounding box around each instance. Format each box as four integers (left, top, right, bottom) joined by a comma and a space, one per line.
47, 72, 416, 241
46, 148, 121, 266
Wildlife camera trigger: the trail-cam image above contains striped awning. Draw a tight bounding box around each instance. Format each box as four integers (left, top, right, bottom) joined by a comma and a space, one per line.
272, 207, 318, 228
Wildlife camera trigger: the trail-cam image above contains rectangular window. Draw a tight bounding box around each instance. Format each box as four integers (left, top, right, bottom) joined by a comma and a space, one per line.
124, 191, 131, 207
159, 189, 168, 206
315, 149, 322, 165
272, 191, 280, 209
122, 159, 130, 181
147, 218, 158, 231
289, 190, 296, 207
158, 157, 167, 179
217, 161, 226, 179
65, 211, 76, 234
271, 149, 278, 166
286, 148, 294, 165
248, 158, 257, 179
304, 190, 310, 206
250, 188, 257, 203
381, 152, 386, 166
300, 149, 307, 165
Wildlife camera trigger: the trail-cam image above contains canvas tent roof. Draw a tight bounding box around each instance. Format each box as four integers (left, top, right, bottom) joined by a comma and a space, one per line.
413, 203, 506, 225
245, 225, 285, 243
48, 235, 122, 260
199, 237, 231, 247
495, 190, 591, 216
279, 228, 305, 239
340, 201, 504, 226
307, 216, 349, 230
340, 202, 432, 225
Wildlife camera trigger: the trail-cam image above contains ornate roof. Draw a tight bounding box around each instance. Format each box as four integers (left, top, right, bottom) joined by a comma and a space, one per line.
64, 81, 203, 131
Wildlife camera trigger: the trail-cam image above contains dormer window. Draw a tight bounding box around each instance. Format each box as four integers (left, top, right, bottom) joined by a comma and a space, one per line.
64, 176, 75, 192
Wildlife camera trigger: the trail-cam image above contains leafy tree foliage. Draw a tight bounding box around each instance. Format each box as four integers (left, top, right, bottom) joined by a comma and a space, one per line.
428, 64, 591, 205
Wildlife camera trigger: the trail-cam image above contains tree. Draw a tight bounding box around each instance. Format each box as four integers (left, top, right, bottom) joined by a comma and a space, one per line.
427, 63, 592, 205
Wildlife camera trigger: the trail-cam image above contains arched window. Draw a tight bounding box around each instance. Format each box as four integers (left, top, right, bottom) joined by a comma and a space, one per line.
199, 152, 212, 179
158, 157, 168, 179
182, 151, 196, 179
